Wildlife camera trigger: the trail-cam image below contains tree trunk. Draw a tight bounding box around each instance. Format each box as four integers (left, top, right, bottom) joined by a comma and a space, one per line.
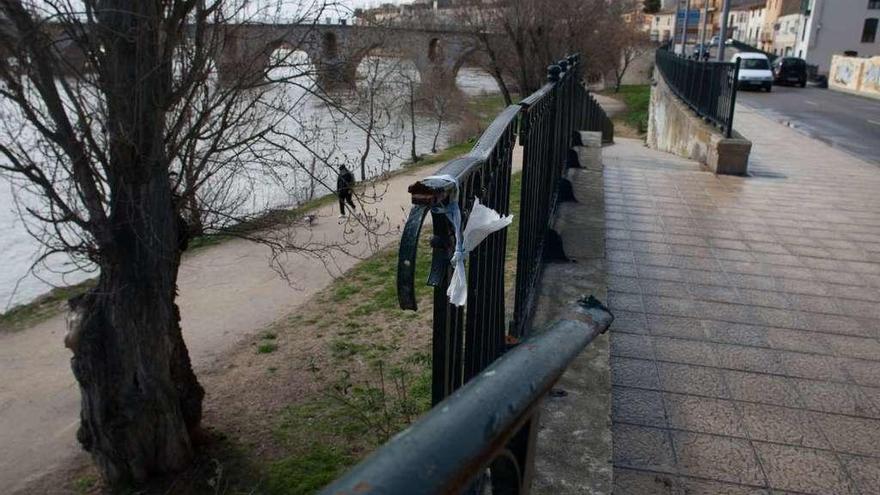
66, 2, 204, 484
479, 35, 513, 105
71, 193, 204, 483
360, 89, 374, 181
409, 81, 419, 163
432, 116, 442, 153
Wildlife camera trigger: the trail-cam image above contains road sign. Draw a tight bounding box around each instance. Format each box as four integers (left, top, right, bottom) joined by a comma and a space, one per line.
676, 9, 701, 28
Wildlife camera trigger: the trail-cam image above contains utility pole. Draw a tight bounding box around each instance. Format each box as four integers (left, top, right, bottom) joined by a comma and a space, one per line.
699, 0, 709, 59
717, 0, 731, 61
680, 0, 691, 55
672, 2, 680, 54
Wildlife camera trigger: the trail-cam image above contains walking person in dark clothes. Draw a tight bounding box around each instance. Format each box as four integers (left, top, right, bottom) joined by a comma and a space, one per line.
337, 165, 356, 218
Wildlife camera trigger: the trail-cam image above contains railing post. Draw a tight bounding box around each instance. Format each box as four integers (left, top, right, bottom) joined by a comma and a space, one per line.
725, 57, 741, 138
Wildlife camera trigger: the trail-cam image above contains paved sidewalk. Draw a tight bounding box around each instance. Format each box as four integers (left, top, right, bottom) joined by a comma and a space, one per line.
607, 106, 880, 494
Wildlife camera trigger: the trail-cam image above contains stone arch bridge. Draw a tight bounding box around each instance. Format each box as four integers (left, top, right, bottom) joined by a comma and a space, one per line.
23, 22, 487, 90
212, 24, 484, 89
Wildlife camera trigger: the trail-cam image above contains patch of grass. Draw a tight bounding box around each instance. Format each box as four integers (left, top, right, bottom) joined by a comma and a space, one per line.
410, 139, 476, 168
72, 474, 97, 494
602, 84, 650, 135
0, 279, 96, 332
507, 171, 523, 262
257, 341, 278, 354
265, 445, 351, 495
469, 93, 518, 126
332, 284, 360, 302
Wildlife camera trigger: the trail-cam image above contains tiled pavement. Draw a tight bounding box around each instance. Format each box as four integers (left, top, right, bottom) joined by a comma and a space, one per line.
606, 106, 880, 494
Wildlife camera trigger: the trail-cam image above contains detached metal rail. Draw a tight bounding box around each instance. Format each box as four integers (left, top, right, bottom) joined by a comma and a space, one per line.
655, 47, 740, 138
320, 301, 614, 495
325, 55, 615, 494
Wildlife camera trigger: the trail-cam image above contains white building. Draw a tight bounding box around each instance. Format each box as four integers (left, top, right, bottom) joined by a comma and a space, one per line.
650, 9, 677, 43
791, 0, 880, 75
728, 1, 766, 47
773, 11, 806, 56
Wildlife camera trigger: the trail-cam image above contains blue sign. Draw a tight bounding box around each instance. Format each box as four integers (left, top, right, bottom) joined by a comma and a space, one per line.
676, 9, 701, 27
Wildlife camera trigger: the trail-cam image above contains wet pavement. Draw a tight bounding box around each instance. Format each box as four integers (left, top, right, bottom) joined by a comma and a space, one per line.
606, 105, 880, 494
737, 85, 880, 167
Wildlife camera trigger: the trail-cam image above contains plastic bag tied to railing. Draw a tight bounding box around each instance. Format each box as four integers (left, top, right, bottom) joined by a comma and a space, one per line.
424, 174, 513, 307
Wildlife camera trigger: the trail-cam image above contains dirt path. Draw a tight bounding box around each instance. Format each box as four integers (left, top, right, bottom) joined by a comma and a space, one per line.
0, 165, 434, 492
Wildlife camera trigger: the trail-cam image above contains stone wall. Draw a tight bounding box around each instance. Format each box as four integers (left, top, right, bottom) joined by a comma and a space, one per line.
647, 67, 752, 175
532, 132, 611, 495
829, 55, 880, 100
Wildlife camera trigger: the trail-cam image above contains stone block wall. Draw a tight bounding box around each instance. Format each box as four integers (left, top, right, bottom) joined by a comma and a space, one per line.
647, 67, 752, 175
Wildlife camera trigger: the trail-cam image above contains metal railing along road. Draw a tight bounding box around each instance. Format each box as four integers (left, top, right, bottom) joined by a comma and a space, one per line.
321, 54, 614, 495
655, 47, 740, 138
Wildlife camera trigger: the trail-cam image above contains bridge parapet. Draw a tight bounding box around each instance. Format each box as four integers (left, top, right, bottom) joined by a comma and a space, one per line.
209, 23, 481, 89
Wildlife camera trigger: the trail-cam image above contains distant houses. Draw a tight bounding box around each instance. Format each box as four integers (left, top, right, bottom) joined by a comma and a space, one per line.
642, 0, 880, 76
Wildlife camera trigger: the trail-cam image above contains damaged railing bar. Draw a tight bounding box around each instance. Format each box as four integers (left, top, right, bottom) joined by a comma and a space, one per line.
319, 300, 614, 495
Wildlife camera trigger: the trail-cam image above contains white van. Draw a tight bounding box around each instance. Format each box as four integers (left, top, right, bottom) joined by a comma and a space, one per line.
732, 52, 773, 92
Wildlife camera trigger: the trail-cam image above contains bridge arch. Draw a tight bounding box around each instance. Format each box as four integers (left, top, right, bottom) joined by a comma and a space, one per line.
322, 31, 339, 60
264, 41, 315, 83
428, 38, 445, 63
350, 44, 422, 89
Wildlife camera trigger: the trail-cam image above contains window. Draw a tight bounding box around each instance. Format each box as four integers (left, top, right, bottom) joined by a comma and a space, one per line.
862, 18, 878, 43
742, 58, 771, 69
870, 0, 880, 9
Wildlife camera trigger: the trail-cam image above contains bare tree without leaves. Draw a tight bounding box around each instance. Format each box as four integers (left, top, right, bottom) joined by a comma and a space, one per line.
421, 82, 458, 154
611, 22, 652, 92
0, 0, 401, 485
353, 54, 398, 181
414, 0, 631, 96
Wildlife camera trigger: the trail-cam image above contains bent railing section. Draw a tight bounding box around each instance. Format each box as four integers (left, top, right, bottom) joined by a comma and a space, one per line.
655, 47, 740, 138
397, 103, 519, 402
327, 54, 614, 495
320, 309, 613, 495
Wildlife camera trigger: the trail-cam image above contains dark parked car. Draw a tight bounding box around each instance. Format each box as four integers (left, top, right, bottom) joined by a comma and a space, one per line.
772, 57, 808, 87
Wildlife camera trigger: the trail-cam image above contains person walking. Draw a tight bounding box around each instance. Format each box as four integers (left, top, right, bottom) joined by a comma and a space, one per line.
337, 164, 356, 218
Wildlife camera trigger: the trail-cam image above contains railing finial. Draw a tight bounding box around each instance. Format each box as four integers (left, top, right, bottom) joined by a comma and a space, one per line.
547, 64, 562, 82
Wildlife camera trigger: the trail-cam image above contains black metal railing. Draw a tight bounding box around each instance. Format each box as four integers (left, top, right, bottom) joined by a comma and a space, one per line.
319, 310, 613, 495
512, 59, 612, 338
655, 47, 740, 138
323, 55, 614, 495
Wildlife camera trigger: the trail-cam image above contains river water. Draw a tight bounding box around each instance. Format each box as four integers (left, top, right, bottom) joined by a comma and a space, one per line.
0, 62, 499, 311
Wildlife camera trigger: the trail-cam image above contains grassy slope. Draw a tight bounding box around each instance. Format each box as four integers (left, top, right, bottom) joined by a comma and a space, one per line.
260, 171, 523, 495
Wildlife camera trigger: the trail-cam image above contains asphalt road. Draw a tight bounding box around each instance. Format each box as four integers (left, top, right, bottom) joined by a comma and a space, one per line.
736, 84, 880, 165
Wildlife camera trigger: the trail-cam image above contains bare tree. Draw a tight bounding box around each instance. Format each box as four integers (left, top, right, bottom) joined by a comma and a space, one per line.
416, 0, 630, 95
404, 75, 420, 163
611, 24, 652, 92
0, 0, 400, 485
421, 83, 459, 153
353, 55, 397, 181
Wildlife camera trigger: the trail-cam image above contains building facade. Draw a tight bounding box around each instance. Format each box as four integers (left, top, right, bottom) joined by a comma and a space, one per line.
650, 9, 677, 43
795, 0, 880, 74
727, 1, 766, 47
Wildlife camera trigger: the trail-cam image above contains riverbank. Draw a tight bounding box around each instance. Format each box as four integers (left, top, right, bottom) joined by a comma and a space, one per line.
0, 92, 510, 333
2, 92, 510, 494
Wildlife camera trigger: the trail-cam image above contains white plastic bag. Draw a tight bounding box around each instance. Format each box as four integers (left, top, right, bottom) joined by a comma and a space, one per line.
447, 198, 514, 306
